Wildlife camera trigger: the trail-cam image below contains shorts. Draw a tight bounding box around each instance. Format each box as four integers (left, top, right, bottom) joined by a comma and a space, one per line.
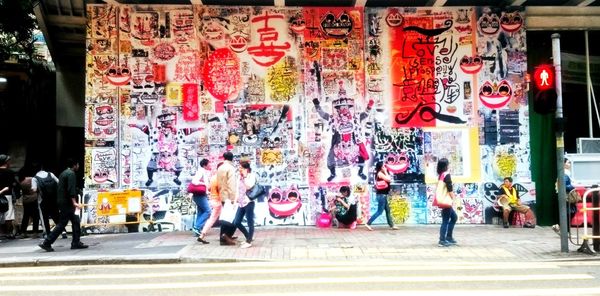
0, 195, 15, 223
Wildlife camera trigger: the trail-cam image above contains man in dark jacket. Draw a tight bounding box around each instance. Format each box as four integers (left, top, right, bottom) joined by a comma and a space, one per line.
39, 158, 89, 251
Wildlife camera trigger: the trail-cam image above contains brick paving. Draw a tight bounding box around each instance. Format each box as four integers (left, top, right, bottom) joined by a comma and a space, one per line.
0, 224, 598, 267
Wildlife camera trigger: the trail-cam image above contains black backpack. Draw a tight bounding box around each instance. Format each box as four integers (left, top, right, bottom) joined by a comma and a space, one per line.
35, 174, 58, 203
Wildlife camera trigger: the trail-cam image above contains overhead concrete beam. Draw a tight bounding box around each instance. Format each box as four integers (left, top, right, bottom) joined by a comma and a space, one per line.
564, 0, 596, 6
46, 15, 86, 26
354, 0, 366, 6
526, 6, 600, 30
425, 0, 447, 6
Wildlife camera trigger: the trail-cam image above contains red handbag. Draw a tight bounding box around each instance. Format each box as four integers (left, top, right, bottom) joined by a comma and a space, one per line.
375, 180, 389, 190
187, 182, 207, 195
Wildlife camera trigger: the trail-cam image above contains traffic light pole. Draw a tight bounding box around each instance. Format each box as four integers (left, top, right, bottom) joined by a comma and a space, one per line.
552, 33, 569, 253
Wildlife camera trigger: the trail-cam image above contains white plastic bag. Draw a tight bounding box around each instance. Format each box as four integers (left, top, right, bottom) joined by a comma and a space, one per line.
219, 202, 237, 223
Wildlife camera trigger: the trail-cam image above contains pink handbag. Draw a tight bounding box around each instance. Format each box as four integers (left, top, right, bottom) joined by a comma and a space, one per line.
187, 183, 207, 195
375, 180, 389, 190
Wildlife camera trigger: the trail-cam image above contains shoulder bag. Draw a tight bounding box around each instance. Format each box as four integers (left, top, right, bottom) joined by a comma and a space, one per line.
433, 172, 453, 208
246, 183, 266, 200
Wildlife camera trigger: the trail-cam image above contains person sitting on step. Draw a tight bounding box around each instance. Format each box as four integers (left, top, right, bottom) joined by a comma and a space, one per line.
497, 177, 536, 229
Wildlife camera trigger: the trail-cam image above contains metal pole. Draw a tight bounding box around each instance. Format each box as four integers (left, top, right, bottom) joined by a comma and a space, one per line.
552, 33, 569, 253
586, 31, 593, 137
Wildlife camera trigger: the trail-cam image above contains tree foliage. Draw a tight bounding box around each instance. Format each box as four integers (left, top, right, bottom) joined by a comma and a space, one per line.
0, 0, 37, 62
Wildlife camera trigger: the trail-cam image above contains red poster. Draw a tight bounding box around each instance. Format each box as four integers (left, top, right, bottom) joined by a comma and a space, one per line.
153, 63, 166, 83
182, 83, 199, 121
390, 16, 436, 128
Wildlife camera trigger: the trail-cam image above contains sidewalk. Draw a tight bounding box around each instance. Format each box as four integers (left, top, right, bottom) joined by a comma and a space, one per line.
0, 225, 598, 267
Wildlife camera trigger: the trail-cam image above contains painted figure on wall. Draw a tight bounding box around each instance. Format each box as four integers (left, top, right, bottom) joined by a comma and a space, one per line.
312, 81, 374, 181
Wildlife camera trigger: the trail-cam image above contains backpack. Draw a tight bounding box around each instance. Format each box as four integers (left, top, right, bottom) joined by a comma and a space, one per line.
20, 177, 38, 204
35, 174, 58, 203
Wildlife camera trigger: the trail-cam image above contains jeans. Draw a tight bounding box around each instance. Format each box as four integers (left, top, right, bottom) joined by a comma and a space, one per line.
44, 207, 80, 246
439, 207, 457, 242
193, 194, 211, 231
366, 194, 393, 227
233, 201, 255, 243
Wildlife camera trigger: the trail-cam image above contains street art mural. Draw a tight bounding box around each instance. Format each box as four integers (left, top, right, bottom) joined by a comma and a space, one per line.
84, 4, 531, 232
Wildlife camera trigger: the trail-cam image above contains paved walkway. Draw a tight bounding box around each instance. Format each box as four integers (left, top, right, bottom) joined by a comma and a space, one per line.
0, 225, 598, 267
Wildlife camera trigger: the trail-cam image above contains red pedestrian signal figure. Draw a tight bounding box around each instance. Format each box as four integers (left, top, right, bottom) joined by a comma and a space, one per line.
532, 64, 557, 114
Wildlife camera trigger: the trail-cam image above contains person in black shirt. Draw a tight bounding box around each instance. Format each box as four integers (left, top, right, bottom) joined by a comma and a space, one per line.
365, 161, 398, 231
437, 158, 458, 247
0, 154, 20, 239
39, 159, 88, 251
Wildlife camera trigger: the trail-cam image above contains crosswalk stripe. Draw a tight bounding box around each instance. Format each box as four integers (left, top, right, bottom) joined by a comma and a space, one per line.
0, 274, 593, 291
81, 260, 561, 270
0, 266, 68, 274
220, 288, 600, 296
0, 264, 562, 281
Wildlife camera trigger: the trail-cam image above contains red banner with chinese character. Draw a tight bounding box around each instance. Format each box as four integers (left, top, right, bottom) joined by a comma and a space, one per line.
390, 15, 435, 128
182, 83, 199, 121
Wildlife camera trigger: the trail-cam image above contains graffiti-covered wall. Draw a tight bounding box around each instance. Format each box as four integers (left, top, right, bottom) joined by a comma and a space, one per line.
84, 5, 532, 232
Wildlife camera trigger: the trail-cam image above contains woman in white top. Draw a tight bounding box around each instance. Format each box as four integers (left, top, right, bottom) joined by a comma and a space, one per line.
232, 162, 257, 249
191, 159, 211, 237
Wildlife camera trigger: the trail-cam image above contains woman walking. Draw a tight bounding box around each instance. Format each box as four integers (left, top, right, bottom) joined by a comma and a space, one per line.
233, 162, 257, 248
436, 158, 457, 247
365, 161, 398, 231
191, 159, 211, 237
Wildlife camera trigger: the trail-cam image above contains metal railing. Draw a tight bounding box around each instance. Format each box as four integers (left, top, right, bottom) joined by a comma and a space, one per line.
578, 187, 600, 255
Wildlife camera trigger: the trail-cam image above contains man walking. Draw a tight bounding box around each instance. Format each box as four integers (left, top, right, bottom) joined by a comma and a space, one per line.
31, 162, 63, 239
39, 158, 88, 251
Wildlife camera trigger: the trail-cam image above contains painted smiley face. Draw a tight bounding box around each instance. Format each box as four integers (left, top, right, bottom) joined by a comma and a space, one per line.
95, 105, 114, 126
459, 55, 483, 74
105, 66, 131, 86
204, 21, 224, 41
290, 14, 306, 34
478, 13, 500, 35
93, 169, 109, 183
479, 80, 512, 109
385, 10, 403, 27
500, 12, 523, 33
386, 153, 409, 174
268, 188, 302, 218
229, 34, 248, 53
320, 11, 353, 38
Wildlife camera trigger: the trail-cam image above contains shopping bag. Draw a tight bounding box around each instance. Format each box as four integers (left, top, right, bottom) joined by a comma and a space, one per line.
433, 173, 453, 208
219, 202, 237, 223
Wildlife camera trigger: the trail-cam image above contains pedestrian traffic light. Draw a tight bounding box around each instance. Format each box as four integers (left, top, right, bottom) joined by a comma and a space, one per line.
532, 64, 557, 114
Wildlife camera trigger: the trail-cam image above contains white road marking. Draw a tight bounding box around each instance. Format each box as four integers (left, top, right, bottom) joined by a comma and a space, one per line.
0, 264, 561, 281
0, 274, 593, 291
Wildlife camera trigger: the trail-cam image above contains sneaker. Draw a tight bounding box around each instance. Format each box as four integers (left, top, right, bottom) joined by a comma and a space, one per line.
446, 238, 457, 245
390, 226, 399, 230
365, 224, 373, 231
61, 232, 68, 239
503, 222, 509, 229
71, 242, 89, 250
38, 243, 54, 252
438, 240, 450, 247
552, 224, 560, 236
524, 222, 535, 229
240, 242, 252, 249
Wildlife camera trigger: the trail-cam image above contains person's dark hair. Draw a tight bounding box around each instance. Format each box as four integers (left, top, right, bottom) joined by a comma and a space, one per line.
339, 185, 351, 195
65, 158, 77, 168
504, 176, 513, 183
436, 158, 449, 176
223, 151, 234, 161
375, 161, 384, 173
199, 158, 209, 167
241, 161, 251, 172
564, 158, 569, 163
